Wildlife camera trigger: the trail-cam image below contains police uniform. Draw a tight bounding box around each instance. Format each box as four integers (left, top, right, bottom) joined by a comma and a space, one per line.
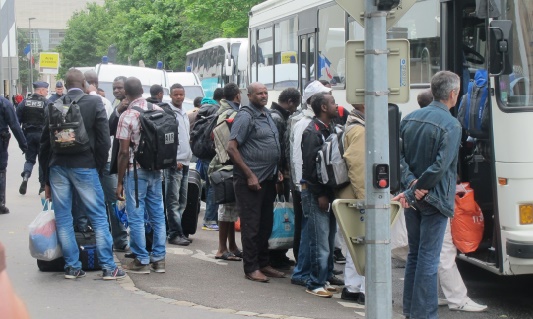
0, 97, 28, 214
16, 81, 49, 195
48, 81, 64, 103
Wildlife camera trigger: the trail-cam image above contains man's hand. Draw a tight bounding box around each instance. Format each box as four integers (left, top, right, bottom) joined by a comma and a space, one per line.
414, 189, 428, 200
117, 99, 130, 114
176, 162, 183, 170
318, 195, 329, 212
277, 171, 284, 182
116, 183, 125, 201
392, 193, 409, 209
247, 174, 261, 191
44, 185, 52, 201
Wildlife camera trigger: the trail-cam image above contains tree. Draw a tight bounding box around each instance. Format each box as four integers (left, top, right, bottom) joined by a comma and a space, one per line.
17, 30, 38, 94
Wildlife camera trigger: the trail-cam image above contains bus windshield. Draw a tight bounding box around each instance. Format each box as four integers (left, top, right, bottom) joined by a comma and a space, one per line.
497, 0, 533, 108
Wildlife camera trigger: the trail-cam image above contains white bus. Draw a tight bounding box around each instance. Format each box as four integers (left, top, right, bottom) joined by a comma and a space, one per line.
249, 0, 533, 276
185, 38, 248, 98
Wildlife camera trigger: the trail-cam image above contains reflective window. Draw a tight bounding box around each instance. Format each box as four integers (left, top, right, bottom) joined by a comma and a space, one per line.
318, 5, 345, 87
257, 27, 274, 88
274, 17, 299, 89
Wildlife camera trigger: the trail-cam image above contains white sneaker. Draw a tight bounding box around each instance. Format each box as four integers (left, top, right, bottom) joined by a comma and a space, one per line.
438, 298, 449, 306
305, 287, 333, 298
324, 281, 340, 293
449, 299, 487, 312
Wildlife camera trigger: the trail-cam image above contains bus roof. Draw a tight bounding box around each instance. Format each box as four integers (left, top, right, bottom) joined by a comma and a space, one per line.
186, 38, 247, 55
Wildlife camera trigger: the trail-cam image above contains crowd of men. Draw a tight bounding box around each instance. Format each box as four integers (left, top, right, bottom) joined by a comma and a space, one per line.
0, 69, 489, 316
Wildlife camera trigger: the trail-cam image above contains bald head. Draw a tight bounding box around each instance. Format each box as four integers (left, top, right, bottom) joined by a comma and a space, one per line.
84, 70, 98, 87
247, 82, 266, 95
247, 82, 268, 107
124, 77, 143, 100
417, 89, 433, 108
65, 69, 86, 90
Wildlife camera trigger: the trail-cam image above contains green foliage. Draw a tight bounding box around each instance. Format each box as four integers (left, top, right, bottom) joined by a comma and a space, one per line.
16, 30, 39, 94
56, 0, 263, 74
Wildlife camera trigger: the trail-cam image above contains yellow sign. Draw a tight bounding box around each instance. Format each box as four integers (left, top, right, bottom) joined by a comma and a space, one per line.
281, 51, 297, 64
39, 52, 59, 69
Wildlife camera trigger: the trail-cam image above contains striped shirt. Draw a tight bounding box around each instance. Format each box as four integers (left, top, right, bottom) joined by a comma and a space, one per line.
116, 97, 163, 164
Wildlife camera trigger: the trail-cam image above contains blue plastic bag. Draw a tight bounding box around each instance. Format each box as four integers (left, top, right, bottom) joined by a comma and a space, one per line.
114, 200, 128, 228
268, 196, 295, 250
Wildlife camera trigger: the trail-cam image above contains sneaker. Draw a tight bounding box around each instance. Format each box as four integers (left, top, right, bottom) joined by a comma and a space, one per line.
202, 224, 219, 231
38, 184, 45, 194
150, 259, 166, 273
438, 298, 449, 306
103, 267, 127, 280
183, 235, 193, 243
168, 236, 190, 246
334, 248, 346, 264
327, 275, 344, 286
449, 299, 487, 312
123, 258, 150, 274
306, 287, 333, 298
341, 287, 360, 301
332, 269, 343, 275
325, 281, 340, 293
357, 293, 366, 305
19, 179, 28, 195
113, 244, 130, 252
291, 278, 307, 287
64, 267, 86, 279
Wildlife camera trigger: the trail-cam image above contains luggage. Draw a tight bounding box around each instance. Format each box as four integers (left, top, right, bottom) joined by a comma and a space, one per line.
181, 168, 202, 236
451, 183, 484, 253
36, 230, 101, 272
457, 69, 490, 139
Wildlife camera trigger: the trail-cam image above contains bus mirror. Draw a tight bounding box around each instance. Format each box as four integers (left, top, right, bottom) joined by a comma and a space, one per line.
388, 103, 400, 193
489, 20, 513, 76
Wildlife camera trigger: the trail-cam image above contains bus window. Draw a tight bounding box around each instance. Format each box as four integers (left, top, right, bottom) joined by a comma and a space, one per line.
318, 5, 345, 87
257, 27, 274, 89
250, 30, 258, 83
496, 0, 533, 109
274, 17, 298, 90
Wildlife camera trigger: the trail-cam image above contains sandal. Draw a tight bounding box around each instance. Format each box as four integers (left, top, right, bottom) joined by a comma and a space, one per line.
215, 251, 242, 261
232, 250, 243, 258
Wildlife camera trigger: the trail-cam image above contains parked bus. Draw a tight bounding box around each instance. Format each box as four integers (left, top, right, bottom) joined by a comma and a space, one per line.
185, 38, 248, 98
249, 0, 533, 276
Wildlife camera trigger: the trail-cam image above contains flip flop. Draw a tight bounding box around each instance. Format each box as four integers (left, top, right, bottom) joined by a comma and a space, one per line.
215, 251, 242, 261
232, 250, 243, 258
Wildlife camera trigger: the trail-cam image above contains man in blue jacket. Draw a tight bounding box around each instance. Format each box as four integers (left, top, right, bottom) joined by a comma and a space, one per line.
394, 71, 462, 319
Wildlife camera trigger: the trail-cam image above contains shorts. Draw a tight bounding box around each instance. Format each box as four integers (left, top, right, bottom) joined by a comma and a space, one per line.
218, 203, 239, 222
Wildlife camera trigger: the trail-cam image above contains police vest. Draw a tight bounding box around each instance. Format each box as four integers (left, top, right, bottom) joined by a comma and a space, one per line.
22, 95, 46, 129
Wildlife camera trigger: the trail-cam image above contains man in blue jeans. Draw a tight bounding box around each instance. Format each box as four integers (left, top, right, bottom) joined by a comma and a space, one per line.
116, 77, 167, 274
40, 69, 126, 280
393, 71, 462, 319
164, 84, 193, 246
300, 92, 339, 298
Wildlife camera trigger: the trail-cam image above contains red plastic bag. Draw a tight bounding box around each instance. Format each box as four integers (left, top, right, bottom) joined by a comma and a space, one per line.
451, 183, 484, 253
235, 218, 241, 232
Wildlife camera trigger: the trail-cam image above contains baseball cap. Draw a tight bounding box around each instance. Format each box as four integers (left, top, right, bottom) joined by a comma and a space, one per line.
302, 80, 332, 103
56, 81, 63, 88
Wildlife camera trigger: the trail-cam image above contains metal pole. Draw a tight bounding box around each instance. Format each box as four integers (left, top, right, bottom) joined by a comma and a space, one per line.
28, 18, 35, 91
364, 1, 392, 318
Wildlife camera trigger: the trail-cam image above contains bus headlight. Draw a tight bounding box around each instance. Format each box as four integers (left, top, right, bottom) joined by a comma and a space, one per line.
519, 204, 533, 225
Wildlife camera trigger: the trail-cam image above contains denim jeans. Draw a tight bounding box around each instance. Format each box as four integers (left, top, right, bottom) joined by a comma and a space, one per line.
403, 202, 448, 319
198, 159, 218, 224
164, 165, 189, 239
302, 189, 336, 290
124, 168, 166, 265
291, 211, 309, 284
100, 162, 128, 248
49, 166, 116, 271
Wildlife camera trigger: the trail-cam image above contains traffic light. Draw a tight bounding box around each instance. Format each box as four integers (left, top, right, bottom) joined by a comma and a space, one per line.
376, 0, 400, 11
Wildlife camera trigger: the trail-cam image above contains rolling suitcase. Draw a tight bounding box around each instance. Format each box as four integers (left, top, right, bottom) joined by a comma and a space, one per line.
181, 168, 202, 236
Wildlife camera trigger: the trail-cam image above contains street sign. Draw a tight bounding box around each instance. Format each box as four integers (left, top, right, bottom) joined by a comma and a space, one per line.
39, 52, 59, 75
334, 0, 417, 30
345, 39, 410, 104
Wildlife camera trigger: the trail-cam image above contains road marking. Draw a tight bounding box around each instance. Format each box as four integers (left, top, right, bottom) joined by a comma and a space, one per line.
166, 247, 193, 255
355, 311, 366, 317
191, 249, 228, 265
337, 301, 365, 309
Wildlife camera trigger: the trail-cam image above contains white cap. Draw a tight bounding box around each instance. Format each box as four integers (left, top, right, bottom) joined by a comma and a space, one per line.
302, 80, 332, 104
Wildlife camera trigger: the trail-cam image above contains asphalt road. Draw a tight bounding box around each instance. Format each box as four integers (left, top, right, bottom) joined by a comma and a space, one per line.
2, 141, 533, 319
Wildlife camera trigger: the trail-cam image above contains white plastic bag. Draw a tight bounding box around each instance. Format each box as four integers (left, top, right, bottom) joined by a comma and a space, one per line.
390, 208, 408, 261
28, 200, 63, 261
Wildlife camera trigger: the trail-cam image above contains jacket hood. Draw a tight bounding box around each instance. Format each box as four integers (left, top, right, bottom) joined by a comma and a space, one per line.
346, 109, 365, 127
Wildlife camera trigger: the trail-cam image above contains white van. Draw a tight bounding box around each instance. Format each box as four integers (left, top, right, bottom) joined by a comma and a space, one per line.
167, 72, 205, 101
95, 62, 169, 103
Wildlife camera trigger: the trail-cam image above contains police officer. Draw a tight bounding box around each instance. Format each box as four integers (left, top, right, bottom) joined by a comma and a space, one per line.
48, 81, 64, 102
16, 81, 49, 195
0, 96, 27, 214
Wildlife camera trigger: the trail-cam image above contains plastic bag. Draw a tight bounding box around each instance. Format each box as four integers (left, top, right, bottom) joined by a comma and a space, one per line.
390, 208, 408, 261
114, 200, 128, 228
268, 196, 295, 250
451, 183, 484, 253
29, 200, 63, 261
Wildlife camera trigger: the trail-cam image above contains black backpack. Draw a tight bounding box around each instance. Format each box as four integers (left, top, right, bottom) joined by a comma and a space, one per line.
48, 94, 91, 154
190, 103, 220, 160
132, 103, 178, 171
